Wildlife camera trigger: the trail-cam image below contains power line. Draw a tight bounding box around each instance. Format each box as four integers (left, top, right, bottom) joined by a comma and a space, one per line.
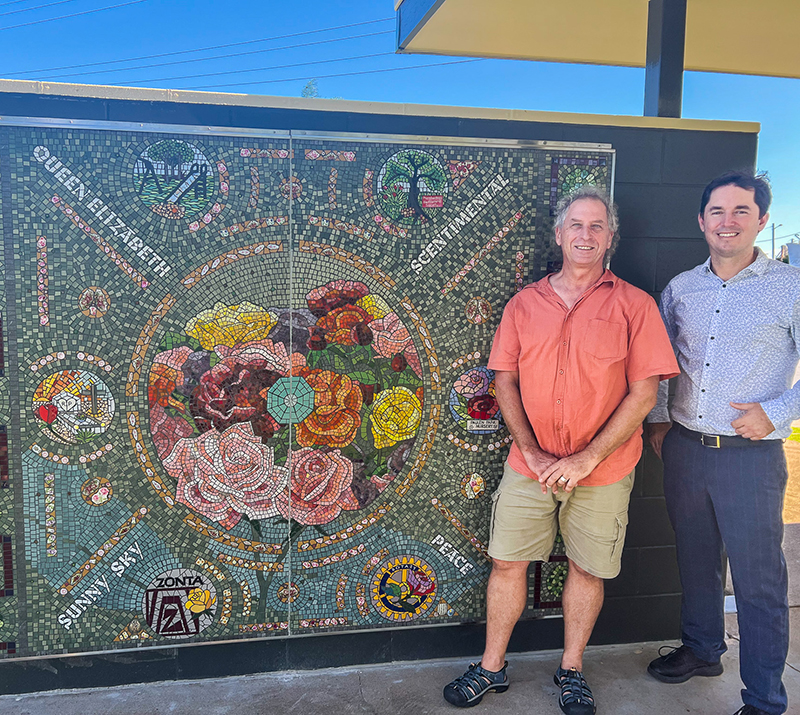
34, 29, 394, 80
0, 0, 54, 8
182, 58, 485, 91
4, 16, 394, 77
757, 231, 800, 243
0, 0, 145, 32
0, 0, 79, 19
120, 51, 393, 86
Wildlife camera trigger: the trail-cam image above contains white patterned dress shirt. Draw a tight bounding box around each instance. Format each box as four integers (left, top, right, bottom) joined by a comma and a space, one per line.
649, 248, 800, 438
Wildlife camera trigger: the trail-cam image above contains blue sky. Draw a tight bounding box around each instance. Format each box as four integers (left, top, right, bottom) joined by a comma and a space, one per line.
2, 0, 798, 253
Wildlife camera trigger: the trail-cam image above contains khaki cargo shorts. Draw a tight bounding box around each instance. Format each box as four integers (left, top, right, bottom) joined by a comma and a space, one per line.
488, 461, 635, 579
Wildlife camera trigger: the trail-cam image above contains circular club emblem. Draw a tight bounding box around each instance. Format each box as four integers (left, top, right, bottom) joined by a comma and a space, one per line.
371, 555, 437, 621
377, 149, 448, 226
134, 139, 213, 219
143, 568, 217, 638
449, 366, 503, 435
33, 369, 115, 444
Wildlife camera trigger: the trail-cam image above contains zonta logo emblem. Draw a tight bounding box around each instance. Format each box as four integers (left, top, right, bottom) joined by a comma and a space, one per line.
143, 569, 217, 638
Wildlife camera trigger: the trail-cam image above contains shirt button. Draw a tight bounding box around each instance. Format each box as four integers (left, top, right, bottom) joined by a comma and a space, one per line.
706, 363, 710, 367
715, 310, 720, 313
562, 341, 567, 346
722, 284, 727, 288
701, 389, 706, 392
556, 400, 561, 404
710, 336, 715, 340
699, 415, 703, 419
559, 369, 564, 375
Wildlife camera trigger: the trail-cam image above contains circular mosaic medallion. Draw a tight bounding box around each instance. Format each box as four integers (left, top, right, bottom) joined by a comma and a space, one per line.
464, 297, 492, 325
377, 149, 448, 226
134, 139, 213, 219
78, 287, 110, 318
33, 370, 115, 445
81, 476, 113, 505
276, 582, 300, 604
460, 473, 486, 500
279, 176, 303, 201
142, 568, 216, 638
448, 366, 503, 435
371, 555, 437, 621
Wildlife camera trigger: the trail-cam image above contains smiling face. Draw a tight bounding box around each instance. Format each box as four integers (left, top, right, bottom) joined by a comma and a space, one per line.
554, 197, 614, 272
699, 184, 768, 263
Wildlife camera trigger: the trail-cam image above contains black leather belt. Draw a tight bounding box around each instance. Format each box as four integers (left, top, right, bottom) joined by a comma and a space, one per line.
677, 423, 763, 448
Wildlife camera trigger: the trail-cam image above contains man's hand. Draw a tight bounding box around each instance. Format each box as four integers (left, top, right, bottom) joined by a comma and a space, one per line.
521, 449, 559, 493
730, 402, 776, 440
645, 422, 672, 459
523, 449, 559, 477
539, 451, 600, 493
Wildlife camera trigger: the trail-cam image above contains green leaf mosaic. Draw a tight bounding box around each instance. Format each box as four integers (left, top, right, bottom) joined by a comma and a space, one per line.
0, 124, 613, 657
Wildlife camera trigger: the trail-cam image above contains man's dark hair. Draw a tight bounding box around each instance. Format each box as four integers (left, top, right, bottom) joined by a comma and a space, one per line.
699, 170, 772, 218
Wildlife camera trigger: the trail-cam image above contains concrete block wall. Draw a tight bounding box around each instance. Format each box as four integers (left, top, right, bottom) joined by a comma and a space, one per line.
0, 85, 757, 691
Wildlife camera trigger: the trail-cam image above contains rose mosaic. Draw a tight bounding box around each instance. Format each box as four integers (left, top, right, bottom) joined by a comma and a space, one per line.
0, 122, 612, 658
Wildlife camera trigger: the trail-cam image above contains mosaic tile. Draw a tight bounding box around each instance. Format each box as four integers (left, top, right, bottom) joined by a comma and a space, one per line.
0, 428, 8, 490
248, 166, 260, 209
36, 236, 50, 327
0, 127, 612, 655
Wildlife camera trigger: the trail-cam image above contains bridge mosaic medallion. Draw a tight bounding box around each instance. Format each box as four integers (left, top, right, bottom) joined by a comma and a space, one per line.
0, 124, 613, 657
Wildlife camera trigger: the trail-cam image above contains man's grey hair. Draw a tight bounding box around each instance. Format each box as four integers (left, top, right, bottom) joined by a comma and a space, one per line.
552, 186, 620, 261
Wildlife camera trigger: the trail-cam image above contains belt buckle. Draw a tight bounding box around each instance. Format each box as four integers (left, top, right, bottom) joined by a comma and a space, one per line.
700, 434, 721, 449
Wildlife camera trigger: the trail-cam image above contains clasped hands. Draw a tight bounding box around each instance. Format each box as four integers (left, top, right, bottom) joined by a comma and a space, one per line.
524, 449, 600, 494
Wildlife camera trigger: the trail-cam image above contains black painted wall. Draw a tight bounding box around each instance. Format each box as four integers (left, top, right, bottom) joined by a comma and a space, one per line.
0, 89, 758, 692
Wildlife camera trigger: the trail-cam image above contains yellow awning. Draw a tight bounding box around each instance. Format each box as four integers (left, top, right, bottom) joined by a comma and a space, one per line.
396, 0, 800, 79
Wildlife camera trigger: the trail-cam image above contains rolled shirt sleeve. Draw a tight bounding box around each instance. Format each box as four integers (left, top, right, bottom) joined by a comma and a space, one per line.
487, 295, 521, 372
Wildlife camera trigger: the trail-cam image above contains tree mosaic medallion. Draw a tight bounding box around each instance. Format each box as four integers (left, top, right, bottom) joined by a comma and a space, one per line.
0, 123, 613, 657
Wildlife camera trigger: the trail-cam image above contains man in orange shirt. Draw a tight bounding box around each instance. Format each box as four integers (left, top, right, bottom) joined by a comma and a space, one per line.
443, 187, 679, 714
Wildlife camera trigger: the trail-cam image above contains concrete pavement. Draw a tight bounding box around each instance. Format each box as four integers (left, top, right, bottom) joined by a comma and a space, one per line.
2, 610, 799, 715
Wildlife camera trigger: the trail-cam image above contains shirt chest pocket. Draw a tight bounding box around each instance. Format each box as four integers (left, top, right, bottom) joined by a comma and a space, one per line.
582, 318, 627, 361
748, 322, 791, 350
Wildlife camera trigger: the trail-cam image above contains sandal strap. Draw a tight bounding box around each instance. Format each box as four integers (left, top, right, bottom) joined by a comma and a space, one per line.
451, 662, 504, 698
556, 667, 595, 706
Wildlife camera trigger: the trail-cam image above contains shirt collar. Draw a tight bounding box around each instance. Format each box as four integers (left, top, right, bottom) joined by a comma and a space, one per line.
698, 247, 772, 281
532, 268, 617, 297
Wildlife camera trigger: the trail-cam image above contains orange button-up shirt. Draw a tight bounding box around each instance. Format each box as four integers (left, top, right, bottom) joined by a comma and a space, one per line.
488, 271, 679, 486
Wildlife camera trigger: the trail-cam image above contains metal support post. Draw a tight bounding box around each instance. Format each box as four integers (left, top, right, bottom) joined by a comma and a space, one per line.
643, 0, 687, 118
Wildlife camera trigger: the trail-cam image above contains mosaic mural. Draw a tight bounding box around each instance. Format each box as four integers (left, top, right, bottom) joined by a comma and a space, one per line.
0, 125, 613, 657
